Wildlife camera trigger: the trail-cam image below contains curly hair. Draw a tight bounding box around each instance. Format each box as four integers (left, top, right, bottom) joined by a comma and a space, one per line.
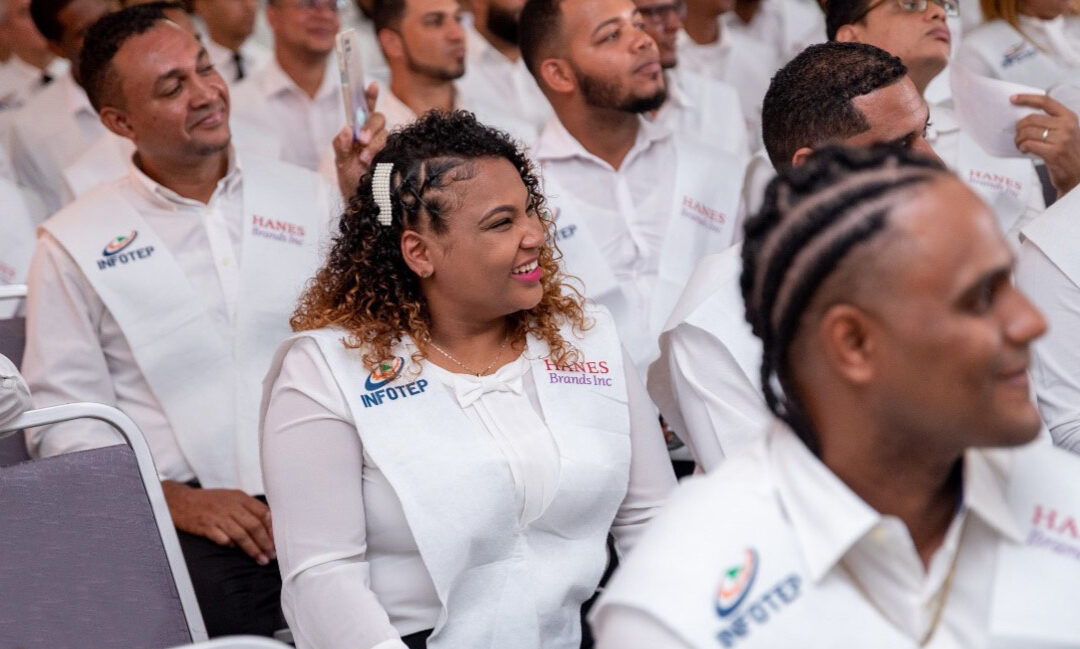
292, 110, 589, 371
741, 144, 947, 452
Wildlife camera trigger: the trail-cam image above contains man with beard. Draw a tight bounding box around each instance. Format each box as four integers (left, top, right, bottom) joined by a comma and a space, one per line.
21, 4, 385, 636
230, 0, 343, 170
457, 0, 553, 140
633, 0, 749, 156
372, 0, 535, 141
520, 0, 747, 373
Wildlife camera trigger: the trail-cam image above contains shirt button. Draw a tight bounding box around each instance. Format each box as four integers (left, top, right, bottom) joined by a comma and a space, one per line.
221, 258, 230, 267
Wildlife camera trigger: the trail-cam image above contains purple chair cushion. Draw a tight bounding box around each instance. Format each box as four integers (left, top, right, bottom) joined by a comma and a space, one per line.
0, 445, 193, 648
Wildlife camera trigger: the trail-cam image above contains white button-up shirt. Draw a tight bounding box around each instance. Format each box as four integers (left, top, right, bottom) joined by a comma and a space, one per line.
651, 65, 750, 158
375, 83, 539, 145
0, 56, 68, 111
456, 26, 553, 142
22, 152, 247, 483
534, 116, 677, 334
231, 58, 343, 171
203, 36, 272, 86
593, 422, 1030, 649
8, 71, 106, 215
676, 23, 781, 150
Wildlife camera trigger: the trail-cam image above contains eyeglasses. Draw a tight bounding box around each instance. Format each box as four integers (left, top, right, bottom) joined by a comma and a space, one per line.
853, 0, 959, 22
638, 0, 687, 25
285, 0, 345, 12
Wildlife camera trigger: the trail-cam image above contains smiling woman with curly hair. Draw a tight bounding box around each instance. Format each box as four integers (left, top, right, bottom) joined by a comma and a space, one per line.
259, 111, 676, 649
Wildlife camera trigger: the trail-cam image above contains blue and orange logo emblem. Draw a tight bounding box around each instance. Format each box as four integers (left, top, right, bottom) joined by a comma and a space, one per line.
716, 548, 758, 616
103, 231, 138, 257
365, 357, 404, 391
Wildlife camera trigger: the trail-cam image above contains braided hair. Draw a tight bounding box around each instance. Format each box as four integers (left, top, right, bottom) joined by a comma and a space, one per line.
291, 110, 588, 371
741, 145, 947, 452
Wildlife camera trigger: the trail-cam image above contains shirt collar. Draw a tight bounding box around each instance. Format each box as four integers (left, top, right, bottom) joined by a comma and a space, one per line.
927, 99, 960, 140
534, 113, 672, 169
768, 421, 1026, 584
127, 146, 243, 210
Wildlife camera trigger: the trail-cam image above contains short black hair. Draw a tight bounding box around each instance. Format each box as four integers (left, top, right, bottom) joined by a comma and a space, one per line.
741, 144, 946, 452
371, 0, 405, 32
79, 3, 169, 112
761, 42, 907, 169
30, 0, 76, 42
825, 0, 874, 40
519, 0, 563, 79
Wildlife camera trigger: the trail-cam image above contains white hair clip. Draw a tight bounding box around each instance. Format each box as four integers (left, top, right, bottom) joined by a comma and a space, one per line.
372, 162, 394, 227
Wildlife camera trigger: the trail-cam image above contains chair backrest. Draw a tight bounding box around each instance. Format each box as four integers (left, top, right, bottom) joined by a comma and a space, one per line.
0, 284, 29, 467
0, 403, 208, 648
167, 636, 293, 649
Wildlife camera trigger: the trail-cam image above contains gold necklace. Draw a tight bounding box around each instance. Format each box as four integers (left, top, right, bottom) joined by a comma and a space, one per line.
840, 517, 968, 647
427, 335, 510, 377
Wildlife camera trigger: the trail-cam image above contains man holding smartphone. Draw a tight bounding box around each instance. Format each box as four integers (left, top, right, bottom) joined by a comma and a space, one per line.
22, 4, 386, 636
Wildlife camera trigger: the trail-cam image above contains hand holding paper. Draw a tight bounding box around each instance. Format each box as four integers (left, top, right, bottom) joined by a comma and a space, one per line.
1012, 93, 1080, 198
950, 62, 1044, 157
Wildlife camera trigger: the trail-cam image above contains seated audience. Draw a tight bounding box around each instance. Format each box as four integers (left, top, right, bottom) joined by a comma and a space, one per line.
193, 0, 271, 85
261, 110, 676, 649
0, 0, 67, 112
594, 144, 1076, 648
21, 4, 384, 636
520, 0, 747, 373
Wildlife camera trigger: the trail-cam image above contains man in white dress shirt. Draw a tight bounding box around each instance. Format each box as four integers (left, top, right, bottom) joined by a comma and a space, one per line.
1016, 187, 1080, 453
519, 0, 748, 373
723, 0, 824, 63
193, 0, 271, 84
678, 0, 781, 147
21, 5, 385, 636
456, 0, 553, 139
230, 0, 342, 170
650, 43, 942, 470
595, 144, 1080, 649
828, 0, 1048, 240
8, 0, 109, 214
372, 0, 465, 129
0, 0, 67, 111
633, 0, 751, 156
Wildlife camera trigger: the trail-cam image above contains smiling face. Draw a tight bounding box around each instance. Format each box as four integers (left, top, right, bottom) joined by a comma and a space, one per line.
561, 0, 666, 112
859, 177, 1046, 449
107, 21, 230, 163
410, 156, 546, 321
397, 0, 466, 81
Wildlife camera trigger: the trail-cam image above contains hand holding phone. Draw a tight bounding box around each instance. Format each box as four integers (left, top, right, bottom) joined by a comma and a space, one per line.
336, 29, 369, 140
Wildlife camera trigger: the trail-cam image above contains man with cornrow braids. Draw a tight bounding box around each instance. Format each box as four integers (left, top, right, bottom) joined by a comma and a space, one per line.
594, 144, 1080, 648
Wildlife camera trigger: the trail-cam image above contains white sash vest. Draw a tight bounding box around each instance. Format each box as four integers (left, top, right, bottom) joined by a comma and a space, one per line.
264, 306, 632, 648
42, 155, 331, 492
1022, 185, 1080, 288
544, 139, 744, 370
961, 20, 1080, 89
600, 439, 1080, 648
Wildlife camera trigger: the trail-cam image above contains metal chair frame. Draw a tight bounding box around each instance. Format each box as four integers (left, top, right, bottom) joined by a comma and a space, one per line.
0, 402, 209, 643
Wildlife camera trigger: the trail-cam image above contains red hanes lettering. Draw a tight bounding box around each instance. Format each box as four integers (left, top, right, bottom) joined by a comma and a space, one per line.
1033, 505, 1080, 539
252, 215, 306, 238
543, 359, 611, 374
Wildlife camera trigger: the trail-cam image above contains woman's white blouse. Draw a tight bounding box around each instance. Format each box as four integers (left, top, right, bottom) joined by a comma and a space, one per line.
261, 338, 676, 649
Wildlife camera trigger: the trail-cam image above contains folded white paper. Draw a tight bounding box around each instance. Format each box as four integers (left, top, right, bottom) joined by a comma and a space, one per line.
950, 63, 1046, 158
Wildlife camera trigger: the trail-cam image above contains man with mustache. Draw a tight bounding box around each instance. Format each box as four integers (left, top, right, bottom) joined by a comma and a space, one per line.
520, 0, 747, 373
21, 4, 385, 636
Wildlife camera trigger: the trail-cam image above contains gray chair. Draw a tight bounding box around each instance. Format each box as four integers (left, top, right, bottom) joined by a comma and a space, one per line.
0, 402, 208, 648
0, 283, 28, 467
167, 636, 293, 649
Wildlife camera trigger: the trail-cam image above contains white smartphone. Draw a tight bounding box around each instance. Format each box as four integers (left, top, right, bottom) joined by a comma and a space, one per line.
335, 29, 368, 140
